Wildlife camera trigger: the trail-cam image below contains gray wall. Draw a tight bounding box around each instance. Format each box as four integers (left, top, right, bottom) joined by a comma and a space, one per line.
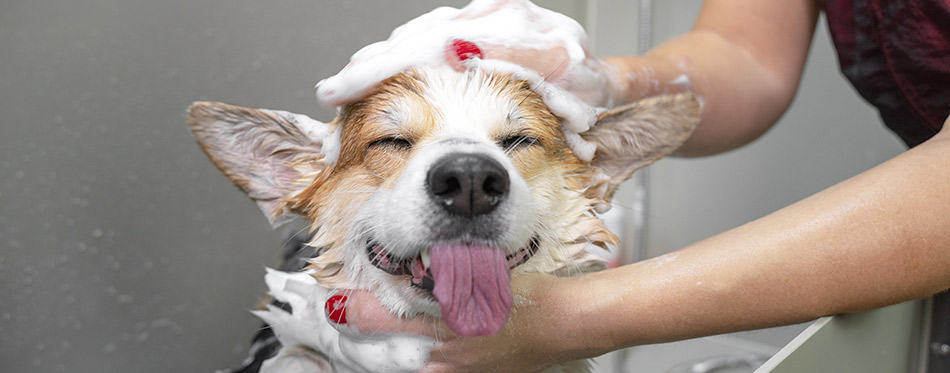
0, 0, 908, 372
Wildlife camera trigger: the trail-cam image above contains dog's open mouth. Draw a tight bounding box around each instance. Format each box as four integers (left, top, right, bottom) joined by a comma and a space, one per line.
366, 236, 540, 336
366, 235, 540, 292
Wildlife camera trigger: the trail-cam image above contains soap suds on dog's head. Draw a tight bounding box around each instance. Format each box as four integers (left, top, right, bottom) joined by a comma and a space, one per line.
315, 0, 609, 161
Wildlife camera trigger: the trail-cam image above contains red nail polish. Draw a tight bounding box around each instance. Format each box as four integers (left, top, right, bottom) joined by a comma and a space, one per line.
325, 294, 348, 324
450, 39, 483, 62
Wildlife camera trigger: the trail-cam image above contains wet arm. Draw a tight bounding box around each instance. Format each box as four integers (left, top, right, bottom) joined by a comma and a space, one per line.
553, 121, 950, 358
606, 0, 819, 156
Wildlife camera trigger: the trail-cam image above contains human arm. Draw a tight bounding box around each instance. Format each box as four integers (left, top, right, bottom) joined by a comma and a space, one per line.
554, 118, 950, 349
605, 0, 819, 156
411, 115, 950, 372
458, 0, 819, 156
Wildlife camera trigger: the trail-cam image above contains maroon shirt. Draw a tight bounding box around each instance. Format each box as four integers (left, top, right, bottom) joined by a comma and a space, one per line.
819, 0, 950, 147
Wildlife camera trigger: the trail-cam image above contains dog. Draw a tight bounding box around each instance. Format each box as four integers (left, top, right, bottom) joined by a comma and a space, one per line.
189, 65, 700, 371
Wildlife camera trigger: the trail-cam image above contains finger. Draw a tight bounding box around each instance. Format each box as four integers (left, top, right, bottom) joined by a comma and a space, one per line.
445, 39, 485, 72
443, 38, 571, 83
326, 289, 456, 339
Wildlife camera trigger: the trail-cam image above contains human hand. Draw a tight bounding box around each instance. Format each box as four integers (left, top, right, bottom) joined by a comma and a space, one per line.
314, 0, 630, 109
329, 272, 596, 373
443, 40, 625, 109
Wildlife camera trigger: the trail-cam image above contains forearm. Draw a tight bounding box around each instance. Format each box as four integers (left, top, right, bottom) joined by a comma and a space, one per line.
605, 0, 819, 156
562, 126, 950, 355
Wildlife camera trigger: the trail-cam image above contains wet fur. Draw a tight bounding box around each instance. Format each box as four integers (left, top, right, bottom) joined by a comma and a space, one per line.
305, 68, 616, 317
189, 66, 700, 371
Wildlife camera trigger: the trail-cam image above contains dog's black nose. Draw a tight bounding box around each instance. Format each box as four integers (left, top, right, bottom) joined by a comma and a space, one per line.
427, 153, 509, 217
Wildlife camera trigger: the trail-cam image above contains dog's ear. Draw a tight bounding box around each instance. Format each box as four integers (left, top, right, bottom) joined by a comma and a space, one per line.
187, 101, 338, 227
582, 92, 702, 200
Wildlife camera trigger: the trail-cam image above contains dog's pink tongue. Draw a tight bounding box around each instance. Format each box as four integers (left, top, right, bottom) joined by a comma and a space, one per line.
430, 244, 512, 337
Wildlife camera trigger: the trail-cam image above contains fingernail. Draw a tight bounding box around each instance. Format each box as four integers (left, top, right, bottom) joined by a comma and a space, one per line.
325, 294, 348, 324
449, 39, 483, 62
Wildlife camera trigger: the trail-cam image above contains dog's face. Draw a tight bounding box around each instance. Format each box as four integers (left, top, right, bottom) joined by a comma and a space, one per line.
189, 66, 700, 336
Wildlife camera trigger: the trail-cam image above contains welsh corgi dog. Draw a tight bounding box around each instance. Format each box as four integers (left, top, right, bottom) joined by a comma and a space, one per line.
188, 65, 700, 372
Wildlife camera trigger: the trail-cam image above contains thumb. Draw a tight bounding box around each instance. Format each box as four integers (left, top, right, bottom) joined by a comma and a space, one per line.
326, 289, 456, 340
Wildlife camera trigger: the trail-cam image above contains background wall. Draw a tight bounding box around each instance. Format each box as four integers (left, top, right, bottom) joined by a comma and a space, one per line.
0, 1, 906, 372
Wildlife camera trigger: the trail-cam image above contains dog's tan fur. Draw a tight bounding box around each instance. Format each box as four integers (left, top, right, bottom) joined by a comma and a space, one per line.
286, 70, 625, 289
189, 68, 701, 367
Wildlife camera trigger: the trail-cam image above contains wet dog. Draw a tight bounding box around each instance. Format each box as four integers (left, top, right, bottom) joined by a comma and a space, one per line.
189, 66, 699, 372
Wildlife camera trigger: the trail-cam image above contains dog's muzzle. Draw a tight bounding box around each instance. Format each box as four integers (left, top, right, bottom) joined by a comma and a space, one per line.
364, 151, 537, 336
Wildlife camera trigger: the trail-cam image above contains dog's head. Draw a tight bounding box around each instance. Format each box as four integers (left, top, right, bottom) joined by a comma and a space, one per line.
189, 66, 700, 336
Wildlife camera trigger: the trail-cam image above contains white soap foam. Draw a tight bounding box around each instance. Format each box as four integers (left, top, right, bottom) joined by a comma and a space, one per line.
315, 0, 611, 161
670, 74, 692, 88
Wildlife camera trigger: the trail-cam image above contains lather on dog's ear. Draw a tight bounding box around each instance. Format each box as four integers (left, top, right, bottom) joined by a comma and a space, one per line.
583, 92, 702, 200
187, 101, 338, 227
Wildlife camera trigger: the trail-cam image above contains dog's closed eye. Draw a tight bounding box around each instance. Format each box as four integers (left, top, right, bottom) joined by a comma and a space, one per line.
498, 134, 540, 152
369, 137, 413, 151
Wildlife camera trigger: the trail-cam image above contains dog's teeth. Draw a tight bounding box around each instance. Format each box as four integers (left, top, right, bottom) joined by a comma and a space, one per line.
420, 250, 431, 269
